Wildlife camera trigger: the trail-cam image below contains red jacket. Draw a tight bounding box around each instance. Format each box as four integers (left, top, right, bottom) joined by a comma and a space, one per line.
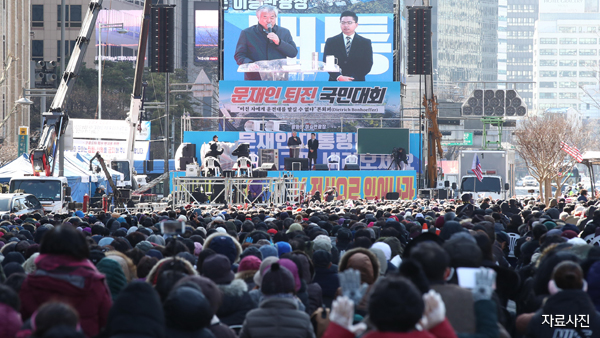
19, 254, 112, 337
323, 320, 458, 338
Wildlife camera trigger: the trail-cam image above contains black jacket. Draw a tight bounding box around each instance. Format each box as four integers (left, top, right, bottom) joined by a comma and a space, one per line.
323, 33, 373, 81
527, 290, 600, 338
239, 297, 316, 338
287, 136, 302, 147
206, 141, 223, 159
307, 139, 319, 159
216, 280, 257, 327
313, 265, 339, 308
234, 25, 298, 80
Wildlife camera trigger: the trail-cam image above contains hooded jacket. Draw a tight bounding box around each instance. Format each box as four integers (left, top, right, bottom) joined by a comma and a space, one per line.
216, 279, 257, 327
527, 290, 600, 338
19, 254, 112, 337
204, 233, 243, 264
239, 296, 316, 338
337, 248, 380, 312
145, 257, 198, 286
96, 282, 165, 338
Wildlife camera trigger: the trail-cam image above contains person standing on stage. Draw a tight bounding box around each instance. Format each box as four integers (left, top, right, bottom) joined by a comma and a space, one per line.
234, 5, 298, 81
287, 132, 302, 158
307, 133, 319, 169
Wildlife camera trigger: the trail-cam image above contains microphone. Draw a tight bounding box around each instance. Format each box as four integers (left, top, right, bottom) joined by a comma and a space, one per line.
267, 23, 272, 33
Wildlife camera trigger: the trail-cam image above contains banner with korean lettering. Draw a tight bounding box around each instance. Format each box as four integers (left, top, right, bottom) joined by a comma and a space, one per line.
219, 81, 400, 116
183, 131, 421, 173
266, 170, 417, 200
223, 0, 394, 82
66, 139, 149, 161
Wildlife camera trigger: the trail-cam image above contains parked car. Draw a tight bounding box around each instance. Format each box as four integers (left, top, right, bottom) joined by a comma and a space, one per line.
0, 193, 44, 216
522, 176, 537, 186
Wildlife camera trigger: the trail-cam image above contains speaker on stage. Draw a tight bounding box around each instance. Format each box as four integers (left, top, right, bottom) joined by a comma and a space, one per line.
192, 192, 208, 203
344, 164, 360, 170
182, 143, 196, 158
386, 192, 400, 200
314, 164, 329, 171
284, 157, 309, 170
253, 169, 268, 178
212, 184, 226, 204
223, 170, 235, 177
261, 163, 278, 171
437, 189, 449, 199
179, 157, 194, 170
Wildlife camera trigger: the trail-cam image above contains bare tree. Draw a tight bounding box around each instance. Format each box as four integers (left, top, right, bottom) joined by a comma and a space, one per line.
514, 113, 593, 203
0, 141, 18, 167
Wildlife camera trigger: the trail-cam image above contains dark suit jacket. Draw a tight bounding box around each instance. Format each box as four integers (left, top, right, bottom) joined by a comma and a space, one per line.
323, 33, 373, 81
307, 139, 319, 159
234, 25, 298, 80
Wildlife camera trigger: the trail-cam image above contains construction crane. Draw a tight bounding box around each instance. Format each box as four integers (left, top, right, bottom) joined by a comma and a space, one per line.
89, 152, 124, 209
30, 0, 103, 176
109, 0, 152, 191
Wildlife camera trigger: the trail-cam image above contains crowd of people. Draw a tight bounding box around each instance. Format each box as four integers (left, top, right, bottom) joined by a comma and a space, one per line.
1, 191, 600, 338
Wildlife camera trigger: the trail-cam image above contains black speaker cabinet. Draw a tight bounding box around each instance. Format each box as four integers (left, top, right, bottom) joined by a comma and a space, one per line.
386, 192, 400, 200
192, 192, 208, 203
212, 184, 226, 204
437, 189, 449, 199
314, 164, 329, 171
253, 169, 268, 178
284, 157, 309, 170
344, 164, 360, 170
261, 163, 278, 171
179, 157, 194, 169
182, 143, 196, 157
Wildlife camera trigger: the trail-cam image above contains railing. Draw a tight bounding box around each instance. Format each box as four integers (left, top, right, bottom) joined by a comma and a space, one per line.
181, 114, 422, 135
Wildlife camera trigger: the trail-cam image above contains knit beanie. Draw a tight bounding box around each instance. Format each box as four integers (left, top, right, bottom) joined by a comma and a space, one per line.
238, 255, 262, 273
261, 262, 295, 295
97, 257, 128, 300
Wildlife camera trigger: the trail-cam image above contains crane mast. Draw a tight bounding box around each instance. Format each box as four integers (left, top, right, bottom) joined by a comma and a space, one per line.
30, 0, 103, 176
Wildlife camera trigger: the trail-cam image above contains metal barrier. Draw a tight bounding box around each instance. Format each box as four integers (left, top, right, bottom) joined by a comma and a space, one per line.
172, 174, 307, 206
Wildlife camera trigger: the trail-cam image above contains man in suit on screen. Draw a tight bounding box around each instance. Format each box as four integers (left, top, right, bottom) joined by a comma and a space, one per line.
323, 11, 373, 81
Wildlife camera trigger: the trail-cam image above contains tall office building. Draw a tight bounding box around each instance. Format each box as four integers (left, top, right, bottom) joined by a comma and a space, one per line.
506, 0, 537, 109
432, 0, 498, 86
533, 1, 600, 117
1, 0, 31, 144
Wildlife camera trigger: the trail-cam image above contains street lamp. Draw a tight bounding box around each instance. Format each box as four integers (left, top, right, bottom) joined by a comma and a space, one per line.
98, 23, 127, 120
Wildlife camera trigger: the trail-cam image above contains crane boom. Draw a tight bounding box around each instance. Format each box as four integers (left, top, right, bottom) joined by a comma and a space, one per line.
30, 0, 103, 176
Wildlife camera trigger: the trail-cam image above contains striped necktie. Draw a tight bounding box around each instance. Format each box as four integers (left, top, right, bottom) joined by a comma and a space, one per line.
345, 36, 351, 56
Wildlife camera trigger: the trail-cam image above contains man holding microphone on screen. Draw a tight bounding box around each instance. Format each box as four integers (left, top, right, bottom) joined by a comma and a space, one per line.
234, 5, 298, 80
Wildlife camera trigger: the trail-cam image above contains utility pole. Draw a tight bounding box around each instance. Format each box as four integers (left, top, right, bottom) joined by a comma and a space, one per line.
163, 73, 170, 199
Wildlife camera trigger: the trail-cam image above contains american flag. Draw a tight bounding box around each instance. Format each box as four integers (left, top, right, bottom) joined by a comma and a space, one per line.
560, 141, 583, 163
471, 154, 483, 182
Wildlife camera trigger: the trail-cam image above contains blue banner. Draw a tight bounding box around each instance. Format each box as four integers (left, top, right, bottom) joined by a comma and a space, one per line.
183, 131, 422, 173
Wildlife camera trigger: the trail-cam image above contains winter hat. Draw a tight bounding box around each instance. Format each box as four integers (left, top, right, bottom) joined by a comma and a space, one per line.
206, 235, 240, 264
97, 257, 128, 300
98, 237, 115, 247
438, 221, 464, 241
147, 235, 166, 246
278, 258, 301, 292
312, 250, 332, 268
201, 254, 234, 285
260, 262, 296, 295
561, 230, 578, 239
287, 223, 303, 234
253, 256, 279, 287
1, 252, 25, 267
240, 246, 263, 261
259, 245, 278, 259
3, 262, 24, 278
371, 242, 392, 261
164, 285, 213, 334
175, 276, 223, 314
0, 303, 23, 338
127, 226, 139, 235
276, 241, 292, 257
146, 249, 163, 260
193, 242, 203, 256
135, 241, 153, 253
313, 235, 332, 253
101, 281, 165, 338
238, 255, 262, 273
89, 250, 105, 266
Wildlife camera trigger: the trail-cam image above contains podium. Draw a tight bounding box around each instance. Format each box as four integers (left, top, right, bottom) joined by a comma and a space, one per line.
288, 145, 302, 158
237, 59, 340, 81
